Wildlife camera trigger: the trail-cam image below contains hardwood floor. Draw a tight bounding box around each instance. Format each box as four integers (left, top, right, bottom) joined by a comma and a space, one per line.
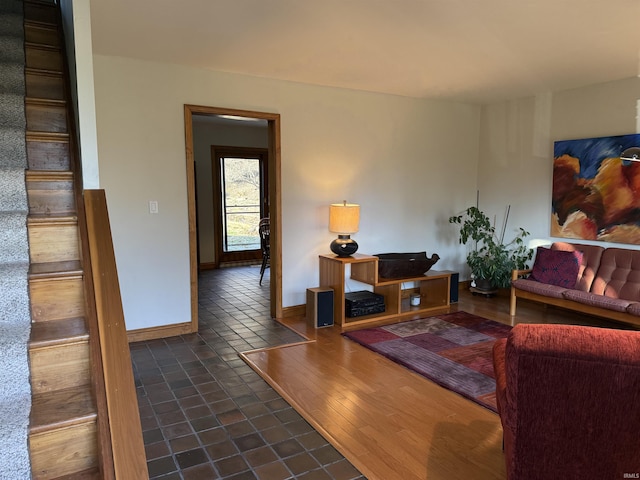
241, 287, 635, 480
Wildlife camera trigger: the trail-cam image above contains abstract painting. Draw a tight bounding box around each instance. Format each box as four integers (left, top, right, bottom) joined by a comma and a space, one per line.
552, 133, 640, 244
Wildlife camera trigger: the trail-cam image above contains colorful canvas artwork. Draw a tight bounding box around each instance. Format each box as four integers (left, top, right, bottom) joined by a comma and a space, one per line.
552, 133, 640, 244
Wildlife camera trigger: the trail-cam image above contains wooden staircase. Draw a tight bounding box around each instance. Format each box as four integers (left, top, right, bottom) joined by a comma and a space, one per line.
20, 1, 147, 478
24, 1, 98, 478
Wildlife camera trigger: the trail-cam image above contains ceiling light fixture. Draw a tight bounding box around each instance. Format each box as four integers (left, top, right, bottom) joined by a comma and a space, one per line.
217, 115, 262, 122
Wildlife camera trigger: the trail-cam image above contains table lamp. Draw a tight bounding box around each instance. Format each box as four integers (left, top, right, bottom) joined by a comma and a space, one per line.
329, 201, 360, 257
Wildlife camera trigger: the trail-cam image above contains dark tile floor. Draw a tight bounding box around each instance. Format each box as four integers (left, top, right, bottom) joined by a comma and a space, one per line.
130, 266, 365, 479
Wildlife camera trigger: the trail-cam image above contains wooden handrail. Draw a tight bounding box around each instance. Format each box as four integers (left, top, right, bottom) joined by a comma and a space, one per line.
83, 189, 148, 479
77, 190, 115, 479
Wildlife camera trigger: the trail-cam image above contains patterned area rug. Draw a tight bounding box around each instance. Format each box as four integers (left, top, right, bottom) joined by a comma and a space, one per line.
343, 311, 511, 412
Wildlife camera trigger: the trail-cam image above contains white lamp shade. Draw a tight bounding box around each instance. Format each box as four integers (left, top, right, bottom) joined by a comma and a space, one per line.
329, 203, 360, 234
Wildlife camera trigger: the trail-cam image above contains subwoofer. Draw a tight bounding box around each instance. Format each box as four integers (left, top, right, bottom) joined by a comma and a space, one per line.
306, 287, 334, 328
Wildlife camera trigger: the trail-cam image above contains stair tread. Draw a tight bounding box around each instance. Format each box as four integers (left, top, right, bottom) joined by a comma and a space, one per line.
24, 19, 58, 30
50, 468, 102, 480
28, 213, 77, 223
30, 386, 96, 435
26, 169, 74, 180
26, 94, 66, 104
24, 19, 57, 30
25, 41, 60, 51
25, 0, 58, 8
27, 130, 69, 140
26, 66, 63, 78
24, 18, 58, 32
30, 317, 88, 348
29, 260, 82, 278
26, 96, 66, 106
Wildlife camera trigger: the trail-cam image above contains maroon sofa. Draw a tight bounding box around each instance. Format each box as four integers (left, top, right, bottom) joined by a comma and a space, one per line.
510, 242, 640, 328
492, 323, 640, 480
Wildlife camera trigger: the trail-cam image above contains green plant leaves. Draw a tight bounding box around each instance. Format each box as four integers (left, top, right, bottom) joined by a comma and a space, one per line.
448, 207, 533, 288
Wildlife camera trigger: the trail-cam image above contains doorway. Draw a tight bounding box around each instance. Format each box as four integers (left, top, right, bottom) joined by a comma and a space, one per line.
184, 105, 282, 328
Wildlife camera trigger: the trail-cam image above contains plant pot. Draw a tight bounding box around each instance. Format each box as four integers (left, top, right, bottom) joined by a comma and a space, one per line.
473, 278, 496, 293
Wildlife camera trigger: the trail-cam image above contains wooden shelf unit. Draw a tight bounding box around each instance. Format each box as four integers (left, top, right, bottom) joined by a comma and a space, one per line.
318, 253, 451, 330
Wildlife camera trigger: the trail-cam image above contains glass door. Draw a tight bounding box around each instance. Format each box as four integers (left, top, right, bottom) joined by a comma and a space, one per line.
213, 147, 268, 264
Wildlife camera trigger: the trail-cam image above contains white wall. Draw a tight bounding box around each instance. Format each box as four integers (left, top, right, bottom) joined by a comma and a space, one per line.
59, 0, 100, 188
477, 77, 640, 255
92, 55, 481, 330
192, 120, 268, 264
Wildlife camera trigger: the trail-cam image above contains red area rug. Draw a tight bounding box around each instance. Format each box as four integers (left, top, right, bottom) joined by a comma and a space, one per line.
343, 311, 511, 412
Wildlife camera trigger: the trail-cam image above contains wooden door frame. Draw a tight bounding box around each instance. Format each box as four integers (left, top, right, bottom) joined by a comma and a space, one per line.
184, 105, 282, 328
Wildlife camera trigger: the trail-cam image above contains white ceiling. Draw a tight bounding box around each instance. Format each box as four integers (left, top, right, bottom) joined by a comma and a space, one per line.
90, 0, 640, 104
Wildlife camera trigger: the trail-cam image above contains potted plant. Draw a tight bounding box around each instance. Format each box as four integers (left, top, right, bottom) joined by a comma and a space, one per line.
448, 206, 533, 292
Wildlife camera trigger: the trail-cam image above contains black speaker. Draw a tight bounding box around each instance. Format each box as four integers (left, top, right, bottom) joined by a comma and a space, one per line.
449, 272, 459, 303
306, 287, 334, 328
442, 271, 459, 303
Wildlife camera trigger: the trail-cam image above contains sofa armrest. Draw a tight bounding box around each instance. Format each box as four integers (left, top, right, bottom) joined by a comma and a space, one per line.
492, 338, 508, 417
507, 323, 640, 364
511, 268, 532, 281
499, 324, 640, 479
510, 269, 532, 316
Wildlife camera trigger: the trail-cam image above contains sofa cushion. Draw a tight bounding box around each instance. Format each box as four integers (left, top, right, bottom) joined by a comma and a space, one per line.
562, 289, 632, 312
591, 248, 640, 302
626, 302, 640, 316
512, 278, 567, 299
530, 247, 583, 288
551, 242, 604, 292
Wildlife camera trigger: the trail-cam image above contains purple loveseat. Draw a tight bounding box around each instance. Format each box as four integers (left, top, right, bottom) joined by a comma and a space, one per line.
510, 242, 640, 328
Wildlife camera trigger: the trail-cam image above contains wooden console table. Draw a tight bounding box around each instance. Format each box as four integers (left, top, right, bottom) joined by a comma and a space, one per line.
318, 253, 451, 331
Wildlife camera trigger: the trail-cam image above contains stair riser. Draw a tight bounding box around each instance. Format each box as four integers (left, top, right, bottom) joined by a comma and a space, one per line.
26, 46, 63, 72
30, 342, 90, 394
26, 101, 67, 133
25, 24, 60, 47
27, 136, 71, 170
28, 222, 79, 263
30, 276, 85, 322
27, 178, 75, 215
26, 72, 65, 100
25, 3, 58, 26
30, 423, 98, 480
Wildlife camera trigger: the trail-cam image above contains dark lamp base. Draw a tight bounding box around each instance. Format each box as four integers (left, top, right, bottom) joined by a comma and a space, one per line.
330, 235, 358, 257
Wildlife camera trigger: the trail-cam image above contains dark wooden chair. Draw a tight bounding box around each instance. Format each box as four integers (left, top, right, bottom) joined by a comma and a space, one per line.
258, 218, 270, 285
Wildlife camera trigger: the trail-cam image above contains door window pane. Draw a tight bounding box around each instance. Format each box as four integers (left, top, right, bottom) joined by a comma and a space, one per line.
221, 157, 261, 252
